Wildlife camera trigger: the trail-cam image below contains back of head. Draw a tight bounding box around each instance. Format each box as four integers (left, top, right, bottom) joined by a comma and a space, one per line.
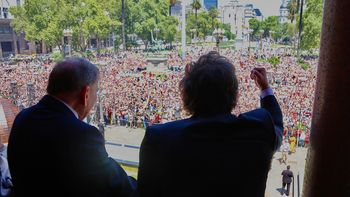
47, 58, 99, 97
180, 51, 238, 117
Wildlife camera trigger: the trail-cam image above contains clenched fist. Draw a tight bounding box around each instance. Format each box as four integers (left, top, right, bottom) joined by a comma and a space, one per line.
250, 67, 269, 91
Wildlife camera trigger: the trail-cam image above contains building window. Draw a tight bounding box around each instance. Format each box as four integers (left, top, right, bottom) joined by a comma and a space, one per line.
0, 7, 2, 19
0, 26, 11, 34
17, 0, 21, 6
3, 8, 9, 19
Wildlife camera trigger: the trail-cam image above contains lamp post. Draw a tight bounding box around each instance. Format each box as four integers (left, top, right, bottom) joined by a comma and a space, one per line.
63, 29, 73, 56
213, 28, 225, 51
247, 29, 253, 54
259, 29, 264, 58
190, 29, 196, 43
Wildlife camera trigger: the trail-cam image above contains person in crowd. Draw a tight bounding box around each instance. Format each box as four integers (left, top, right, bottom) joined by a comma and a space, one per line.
280, 139, 290, 165
98, 120, 105, 140
289, 135, 297, 153
137, 51, 283, 196
7, 58, 136, 197
281, 165, 294, 196
0, 142, 13, 197
299, 131, 306, 147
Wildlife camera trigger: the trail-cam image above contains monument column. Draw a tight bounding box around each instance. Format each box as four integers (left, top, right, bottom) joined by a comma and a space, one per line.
303, 0, 350, 196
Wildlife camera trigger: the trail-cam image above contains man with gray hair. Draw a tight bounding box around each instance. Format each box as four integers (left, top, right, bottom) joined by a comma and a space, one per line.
8, 58, 136, 197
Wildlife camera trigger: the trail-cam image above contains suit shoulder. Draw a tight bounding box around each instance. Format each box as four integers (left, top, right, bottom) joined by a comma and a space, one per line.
239, 108, 271, 122
145, 118, 192, 141
147, 118, 191, 133
239, 108, 275, 133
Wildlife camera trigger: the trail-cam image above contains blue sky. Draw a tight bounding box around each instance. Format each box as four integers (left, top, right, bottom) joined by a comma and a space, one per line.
239, 0, 282, 17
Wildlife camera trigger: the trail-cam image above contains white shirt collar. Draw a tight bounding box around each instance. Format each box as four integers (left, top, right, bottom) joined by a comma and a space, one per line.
51, 96, 79, 119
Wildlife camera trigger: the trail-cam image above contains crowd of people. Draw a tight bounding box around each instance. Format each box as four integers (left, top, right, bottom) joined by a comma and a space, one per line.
0, 47, 316, 146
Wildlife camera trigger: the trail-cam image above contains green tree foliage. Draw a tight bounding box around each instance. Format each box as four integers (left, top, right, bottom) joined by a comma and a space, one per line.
10, 0, 66, 51
208, 7, 219, 32
262, 16, 279, 35
220, 23, 235, 40
249, 18, 262, 39
287, 0, 298, 23
301, 0, 324, 50
159, 16, 179, 45
186, 12, 211, 40
10, 0, 120, 52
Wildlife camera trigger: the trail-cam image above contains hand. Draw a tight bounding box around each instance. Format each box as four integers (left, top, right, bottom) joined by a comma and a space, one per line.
250, 67, 269, 90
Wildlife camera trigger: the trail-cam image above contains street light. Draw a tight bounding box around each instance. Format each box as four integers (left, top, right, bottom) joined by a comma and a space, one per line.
213, 28, 225, 50
63, 29, 73, 56
190, 29, 197, 43
259, 29, 264, 58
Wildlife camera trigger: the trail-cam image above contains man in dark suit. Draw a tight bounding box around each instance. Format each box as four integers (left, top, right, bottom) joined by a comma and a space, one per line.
281, 165, 294, 196
8, 58, 136, 197
137, 51, 283, 197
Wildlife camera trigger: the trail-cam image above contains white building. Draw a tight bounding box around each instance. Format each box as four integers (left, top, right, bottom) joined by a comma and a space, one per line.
279, 0, 290, 23
218, 0, 264, 40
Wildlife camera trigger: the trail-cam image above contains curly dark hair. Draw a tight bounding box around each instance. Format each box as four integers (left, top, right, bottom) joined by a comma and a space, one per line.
179, 51, 238, 117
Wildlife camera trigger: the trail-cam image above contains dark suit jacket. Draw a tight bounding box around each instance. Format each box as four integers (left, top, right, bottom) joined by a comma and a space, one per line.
282, 170, 294, 184
8, 95, 136, 197
137, 95, 283, 197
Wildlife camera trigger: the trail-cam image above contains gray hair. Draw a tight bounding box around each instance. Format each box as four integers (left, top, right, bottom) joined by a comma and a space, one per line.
47, 58, 99, 95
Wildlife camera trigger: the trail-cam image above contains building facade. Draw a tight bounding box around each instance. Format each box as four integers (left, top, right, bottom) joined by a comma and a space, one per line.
279, 0, 290, 23
0, 0, 36, 58
218, 0, 264, 40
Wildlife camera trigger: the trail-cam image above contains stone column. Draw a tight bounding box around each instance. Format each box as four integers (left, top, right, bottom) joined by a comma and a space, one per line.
12, 32, 18, 55
303, 0, 350, 196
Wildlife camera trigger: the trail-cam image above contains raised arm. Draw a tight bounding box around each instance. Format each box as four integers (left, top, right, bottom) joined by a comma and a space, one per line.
251, 67, 283, 150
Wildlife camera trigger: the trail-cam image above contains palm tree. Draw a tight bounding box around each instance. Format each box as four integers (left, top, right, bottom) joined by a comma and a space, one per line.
169, 0, 177, 16
191, 0, 202, 37
209, 7, 219, 36
287, 0, 298, 23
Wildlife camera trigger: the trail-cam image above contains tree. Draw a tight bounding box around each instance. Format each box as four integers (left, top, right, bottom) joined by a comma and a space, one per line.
287, 0, 298, 23
191, 0, 201, 37
10, 0, 67, 52
10, 0, 119, 53
300, 0, 323, 50
220, 23, 235, 40
186, 12, 211, 40
208, 7, 219, 33
249, 18, 262, 40
261, 16, 280, 37
159, 16, 179, 46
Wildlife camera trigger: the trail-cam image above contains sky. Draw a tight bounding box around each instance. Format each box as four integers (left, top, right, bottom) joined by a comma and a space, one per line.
239, 0, 282, 17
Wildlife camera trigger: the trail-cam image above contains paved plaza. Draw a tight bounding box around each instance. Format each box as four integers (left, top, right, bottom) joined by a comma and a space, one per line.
104, 126, 307, 197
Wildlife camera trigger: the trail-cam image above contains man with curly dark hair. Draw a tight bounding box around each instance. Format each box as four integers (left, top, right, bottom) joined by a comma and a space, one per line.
137, 51, 283, 197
